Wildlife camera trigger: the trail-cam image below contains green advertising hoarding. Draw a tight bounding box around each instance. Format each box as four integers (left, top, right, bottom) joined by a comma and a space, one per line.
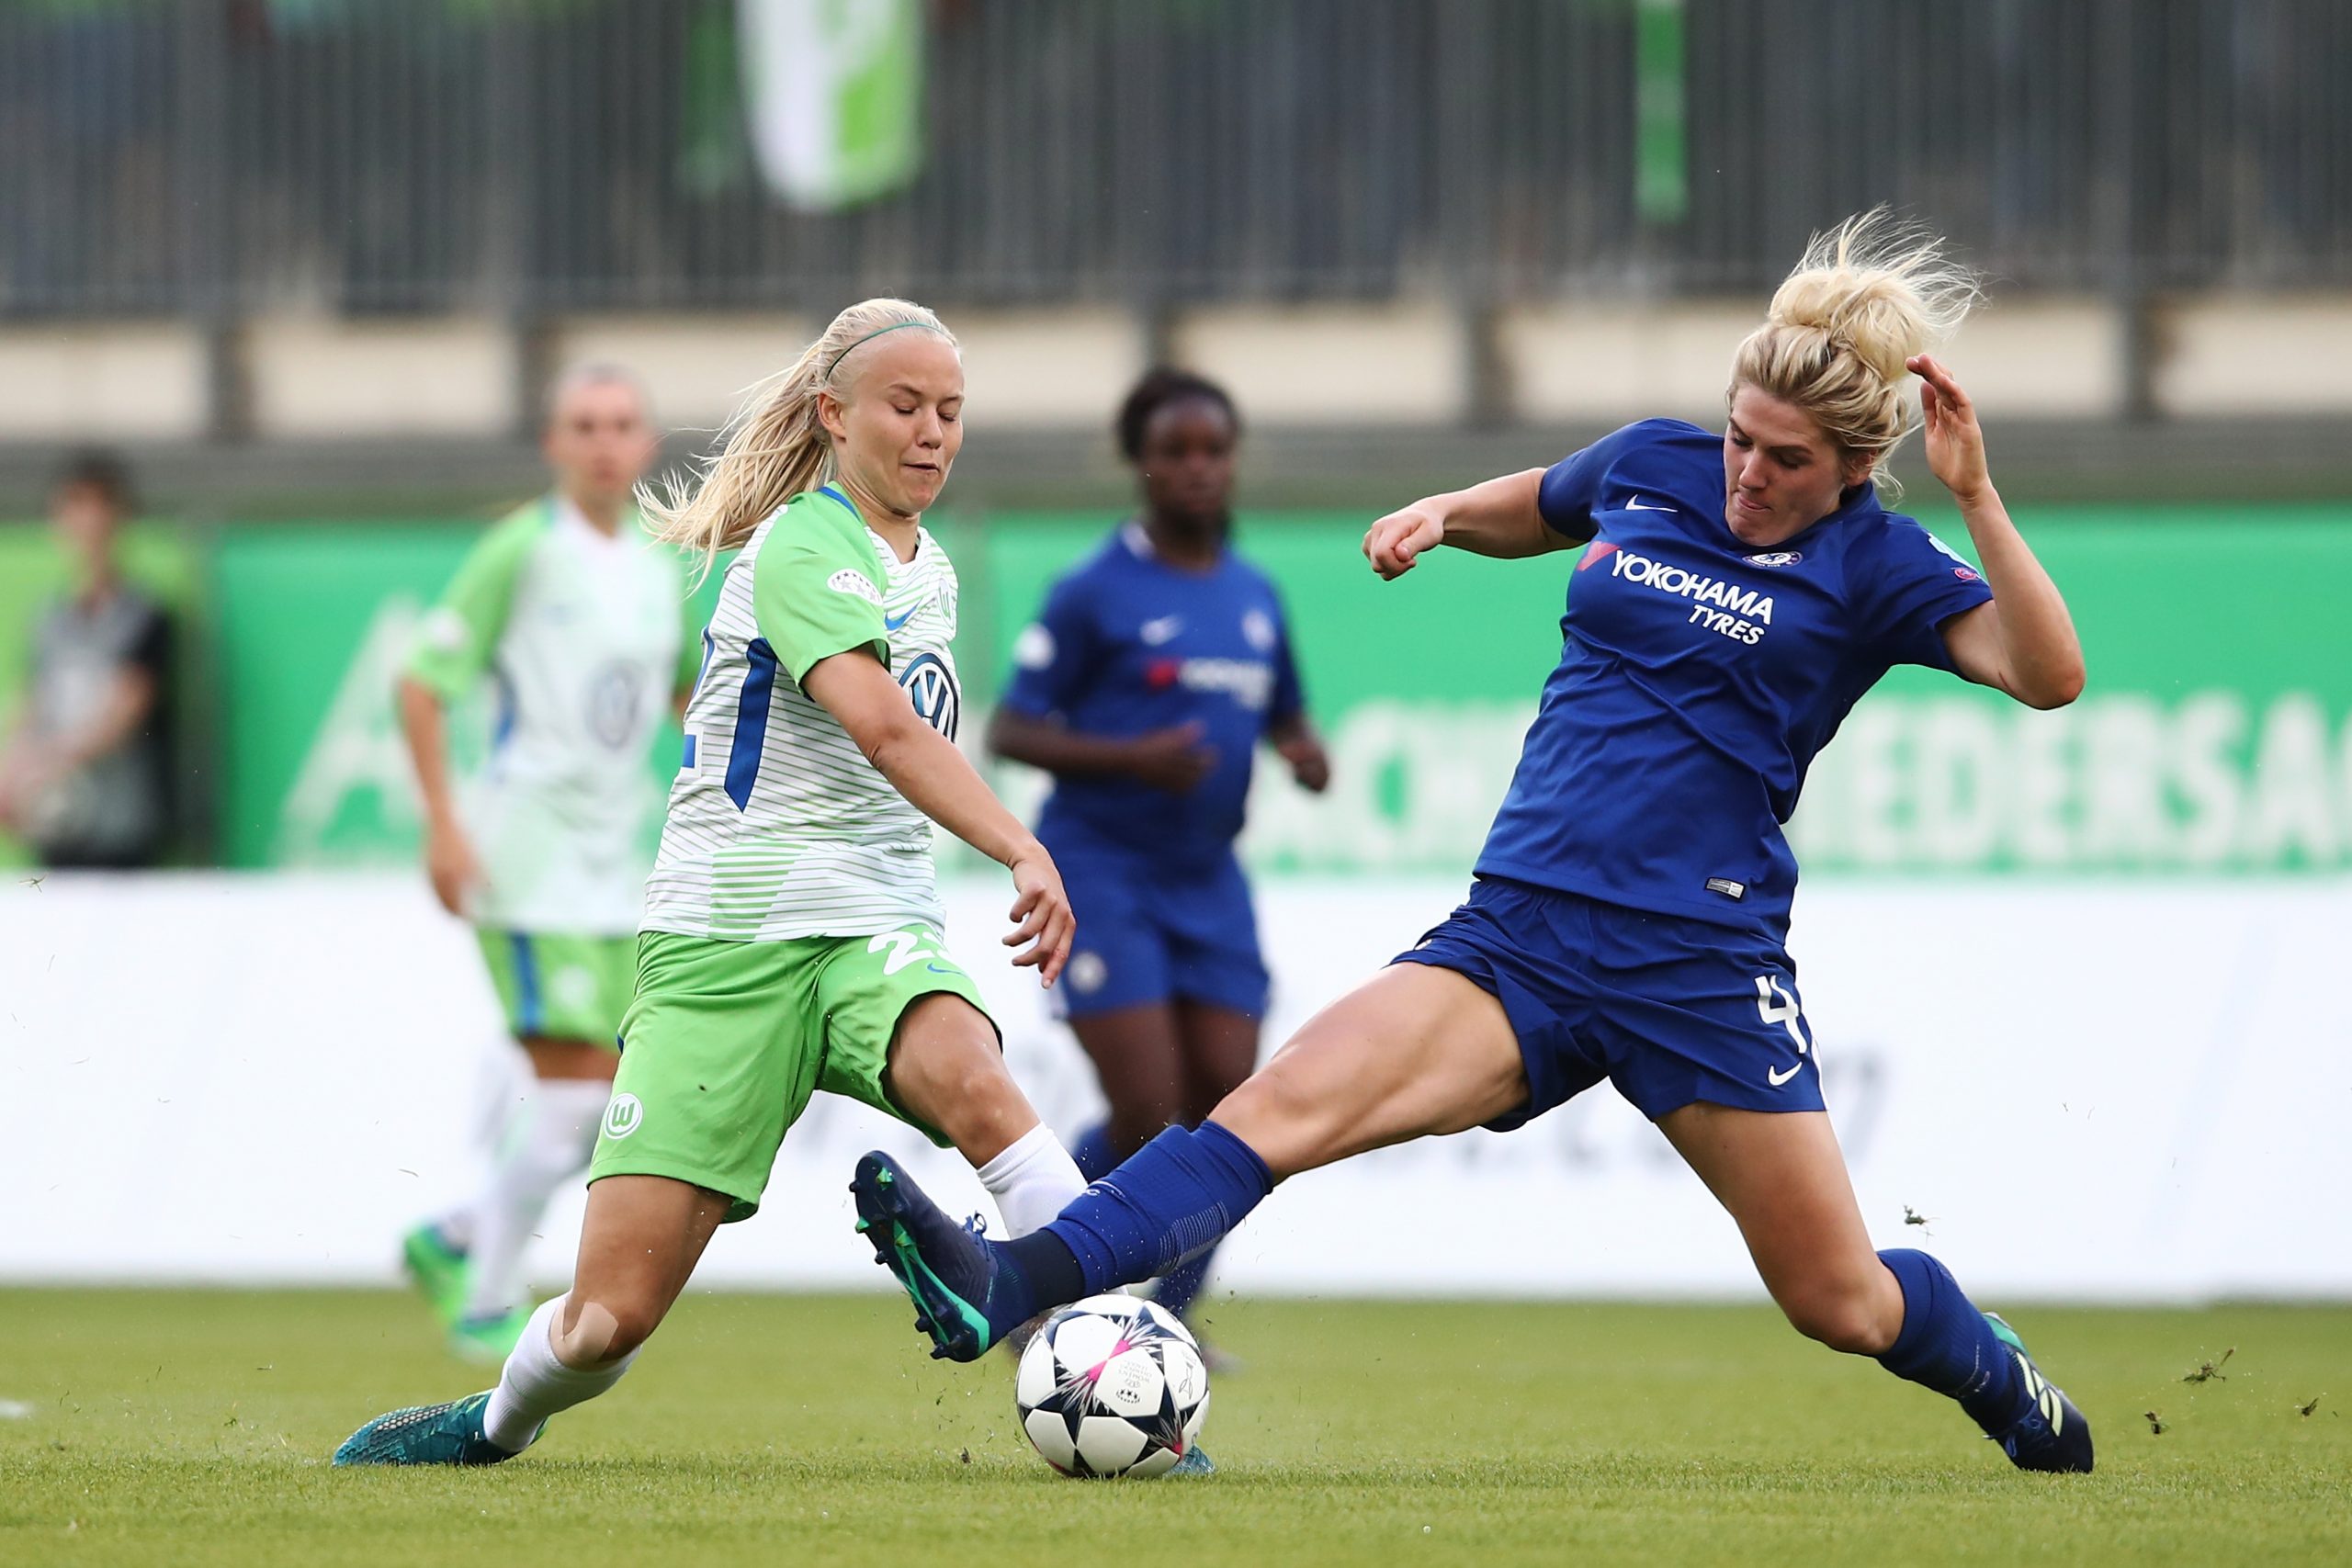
202, 507, 2352, 879
212, 523, 725, 869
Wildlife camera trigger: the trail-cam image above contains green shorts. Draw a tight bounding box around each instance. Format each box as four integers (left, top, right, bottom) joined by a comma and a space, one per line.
590, 926, 994, 1222
474, 930, 636, 1047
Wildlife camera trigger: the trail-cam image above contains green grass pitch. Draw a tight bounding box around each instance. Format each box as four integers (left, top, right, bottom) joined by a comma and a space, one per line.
3, 1290, 2346, 1566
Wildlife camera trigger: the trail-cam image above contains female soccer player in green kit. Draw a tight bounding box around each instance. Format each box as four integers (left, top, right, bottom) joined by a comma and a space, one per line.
395, 366, 700, 1364
335, 299, 1093, 1466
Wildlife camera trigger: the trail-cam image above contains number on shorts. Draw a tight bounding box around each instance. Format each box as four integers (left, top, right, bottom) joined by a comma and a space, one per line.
867, 929, 947, 976
1753, 975, 1810, 1056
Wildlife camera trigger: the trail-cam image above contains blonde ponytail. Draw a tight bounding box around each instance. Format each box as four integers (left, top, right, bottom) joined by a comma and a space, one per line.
642, 298, 957, 576
1729, 209, 1980, 489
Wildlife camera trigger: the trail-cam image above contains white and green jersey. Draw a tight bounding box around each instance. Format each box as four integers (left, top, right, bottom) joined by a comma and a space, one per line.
641, 485, 964, 942
407, 496, 699, 936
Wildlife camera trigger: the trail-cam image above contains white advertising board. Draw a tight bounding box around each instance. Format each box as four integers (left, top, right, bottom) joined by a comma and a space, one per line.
3, 874, 2346, 1301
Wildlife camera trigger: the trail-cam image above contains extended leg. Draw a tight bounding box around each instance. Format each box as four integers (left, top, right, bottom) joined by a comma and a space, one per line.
854, 963, 1527, 1360
1659, 1102, 2092, 1473
335, 1172, 727, 1466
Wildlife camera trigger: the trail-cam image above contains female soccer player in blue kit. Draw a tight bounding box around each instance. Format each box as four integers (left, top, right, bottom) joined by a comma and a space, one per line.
853, 213, 2097, 1473
989, 370, 1329, 1343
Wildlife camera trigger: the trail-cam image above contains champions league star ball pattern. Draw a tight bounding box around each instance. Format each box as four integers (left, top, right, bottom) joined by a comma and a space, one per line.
1014, 1294, 1209, 1478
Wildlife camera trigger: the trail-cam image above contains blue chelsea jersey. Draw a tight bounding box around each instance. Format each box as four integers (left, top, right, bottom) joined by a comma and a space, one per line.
1478, 418, 1995, 935
1001, 522, 1306, 868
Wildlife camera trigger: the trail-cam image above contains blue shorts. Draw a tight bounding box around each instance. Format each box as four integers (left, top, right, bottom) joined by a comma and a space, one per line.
1391, 876, 1823, 1126
1047, 833, 1270, 1022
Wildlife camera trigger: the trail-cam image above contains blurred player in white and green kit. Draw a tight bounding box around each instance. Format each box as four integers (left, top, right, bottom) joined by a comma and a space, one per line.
395, 366, 701, 1362
336, 299, 1094, 1466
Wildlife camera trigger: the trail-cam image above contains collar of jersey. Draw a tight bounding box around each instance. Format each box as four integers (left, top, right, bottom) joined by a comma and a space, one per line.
822, 483, 931, 574
1120, 517, 1228, 575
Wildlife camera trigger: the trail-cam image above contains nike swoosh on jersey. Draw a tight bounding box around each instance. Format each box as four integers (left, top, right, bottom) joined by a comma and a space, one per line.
1766, 1063, 1803, 1087
1140, 615, 1183, 645
883, 606, 919, 631
1625, 496, 1673, 512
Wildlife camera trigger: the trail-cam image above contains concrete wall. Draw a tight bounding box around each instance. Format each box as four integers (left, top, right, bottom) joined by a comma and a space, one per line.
6, 295, 2346, 451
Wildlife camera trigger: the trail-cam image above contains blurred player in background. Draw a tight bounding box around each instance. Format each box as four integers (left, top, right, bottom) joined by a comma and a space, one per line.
857, 214, 2101, 1474
393, 366, 700, 1363
989, 369, 1328, 1348
335, 299, 1094, 1468
0, 452, 171, 870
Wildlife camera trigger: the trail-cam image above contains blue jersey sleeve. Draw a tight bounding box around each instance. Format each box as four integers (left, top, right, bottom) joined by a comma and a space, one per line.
1001, 574, 1098, 716
1856, 517, 1996, 671
1536, 421, 1675, 542
1265, 594, 1306, 729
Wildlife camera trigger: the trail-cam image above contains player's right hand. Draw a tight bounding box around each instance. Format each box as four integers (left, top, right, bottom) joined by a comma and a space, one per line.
423, 816, 485, 918
1004, 850, 1075, 987
1363, 503, 1446, 579
1126, 721, 1218, 795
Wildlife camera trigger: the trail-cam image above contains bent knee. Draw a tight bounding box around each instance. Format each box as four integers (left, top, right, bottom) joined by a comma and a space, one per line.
554, 1294, 661, 1367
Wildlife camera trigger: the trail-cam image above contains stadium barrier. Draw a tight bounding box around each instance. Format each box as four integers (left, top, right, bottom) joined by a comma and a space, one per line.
5, 872, 2346, 1301
193, 509, 2352, 879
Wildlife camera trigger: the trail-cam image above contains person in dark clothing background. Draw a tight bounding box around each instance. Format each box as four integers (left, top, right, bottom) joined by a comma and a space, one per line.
0, 452, 172, 869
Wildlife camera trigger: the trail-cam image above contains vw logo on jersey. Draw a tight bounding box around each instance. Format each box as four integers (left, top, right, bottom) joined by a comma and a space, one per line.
587, 660, 646, 748
897, 652, 962, 741
1747, 550, 1804, 568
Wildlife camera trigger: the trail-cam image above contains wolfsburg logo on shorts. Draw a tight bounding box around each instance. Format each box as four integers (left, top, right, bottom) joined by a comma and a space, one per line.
1608, 547, 1776, 625
602, 1093, 644, 1140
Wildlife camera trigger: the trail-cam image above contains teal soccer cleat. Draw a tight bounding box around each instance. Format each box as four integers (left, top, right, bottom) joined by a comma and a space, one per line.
851, 1151, 1034, 1362
332, 1392, 521, 1467
1983, 1314, 2095, 1473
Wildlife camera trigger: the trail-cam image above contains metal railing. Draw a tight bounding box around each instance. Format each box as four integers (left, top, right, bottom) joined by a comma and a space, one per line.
1, 0, 2346, 319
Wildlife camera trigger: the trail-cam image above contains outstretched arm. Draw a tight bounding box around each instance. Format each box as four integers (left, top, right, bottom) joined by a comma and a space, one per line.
1363, 468, 1558, 580
1910, 355, 2086, 710
803, 649, 1073, 984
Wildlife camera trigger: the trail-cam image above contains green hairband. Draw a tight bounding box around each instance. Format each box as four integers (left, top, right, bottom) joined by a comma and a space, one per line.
825, 321, 950, 377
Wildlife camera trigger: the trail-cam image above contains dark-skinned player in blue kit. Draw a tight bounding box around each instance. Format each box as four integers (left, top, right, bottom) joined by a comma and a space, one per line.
989, 370, 1328, 1352
851, 212, 2099, 1474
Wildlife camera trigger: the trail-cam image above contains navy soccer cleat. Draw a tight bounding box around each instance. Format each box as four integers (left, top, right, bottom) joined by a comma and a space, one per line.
851, 1151, 1036, 1362
1983, 1314, 2095, 1473
332, 1392, 520, 1467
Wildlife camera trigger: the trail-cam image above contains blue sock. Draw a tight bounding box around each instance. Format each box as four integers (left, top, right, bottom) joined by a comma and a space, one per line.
1028, 1122, 1272, 1299
1069, 1120, 1218, 1319
1875, 1248, 2028, 1430
1071, 1122, 1120, 1183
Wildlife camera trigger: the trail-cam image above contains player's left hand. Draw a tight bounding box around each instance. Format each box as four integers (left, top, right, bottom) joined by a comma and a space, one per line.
1363, 503, 1446, 580
1910, 354, 1992, 505
1277, 733, 1331, 793
1004, 849, 1076, 987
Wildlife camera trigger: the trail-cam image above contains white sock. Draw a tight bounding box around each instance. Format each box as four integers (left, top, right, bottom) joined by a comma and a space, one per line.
461, 1078, 609, 1321
481, 1293, 639, 1453
974, 1123, 1088, 1237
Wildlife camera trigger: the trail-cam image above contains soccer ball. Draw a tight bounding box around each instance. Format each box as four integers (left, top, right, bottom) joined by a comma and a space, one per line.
1013, 1293, 1209, 1478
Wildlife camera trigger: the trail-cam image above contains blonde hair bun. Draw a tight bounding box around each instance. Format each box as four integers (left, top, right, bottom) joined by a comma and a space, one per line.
1733, 209, 1982, 482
